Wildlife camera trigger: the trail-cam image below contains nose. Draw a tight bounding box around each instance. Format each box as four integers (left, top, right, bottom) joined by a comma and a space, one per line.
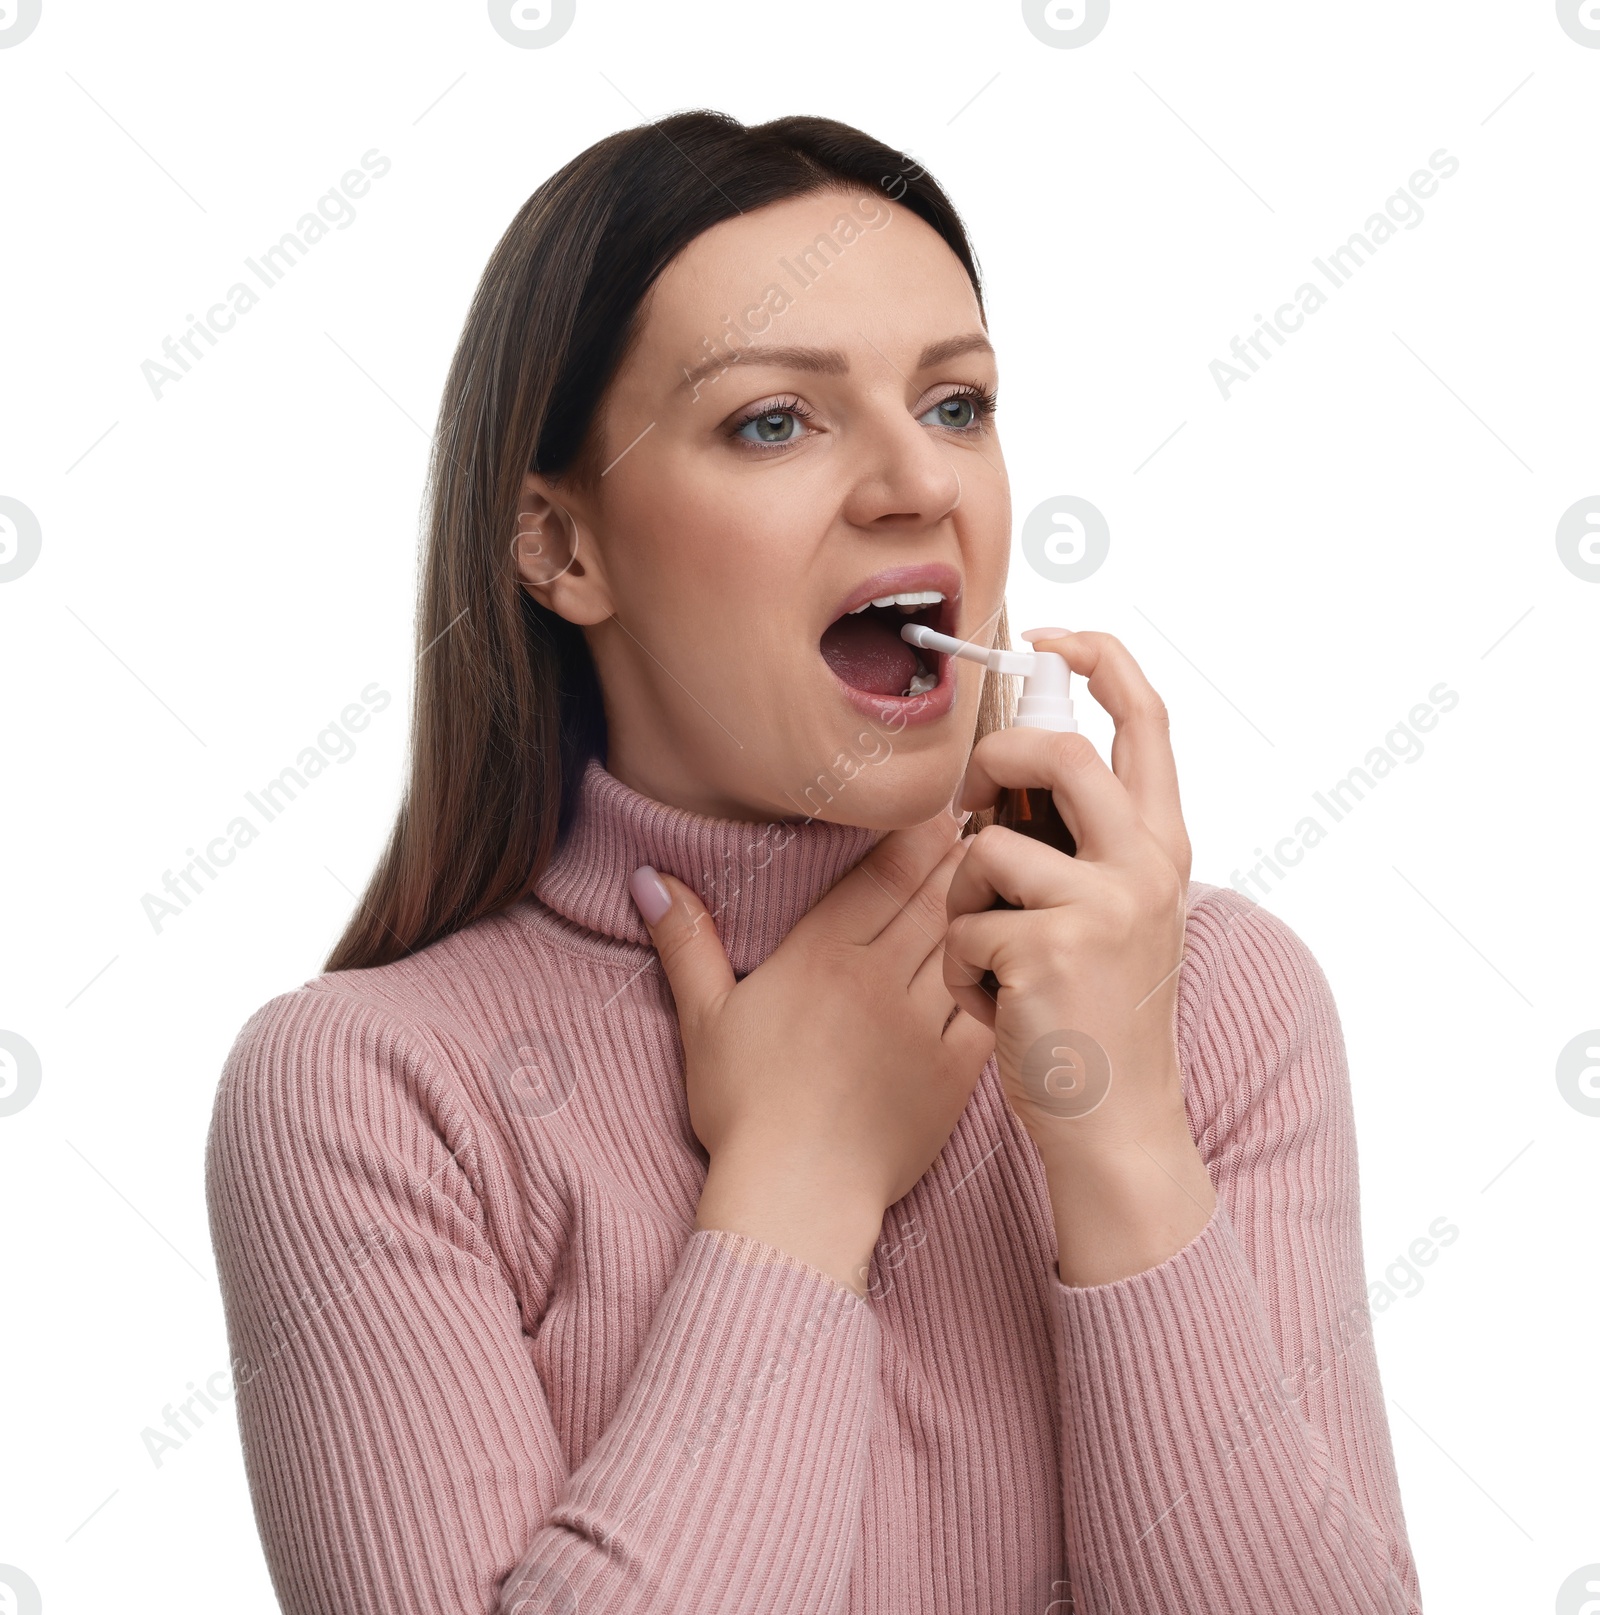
839, 396, 965, 534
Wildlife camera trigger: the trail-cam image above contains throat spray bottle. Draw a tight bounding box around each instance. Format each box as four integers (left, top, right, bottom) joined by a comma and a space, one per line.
900, 622, 1079, 857
901, 622, 1078, 992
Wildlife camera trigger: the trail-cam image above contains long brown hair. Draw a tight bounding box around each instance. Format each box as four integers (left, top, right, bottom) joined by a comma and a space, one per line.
326, 109, 1014, 972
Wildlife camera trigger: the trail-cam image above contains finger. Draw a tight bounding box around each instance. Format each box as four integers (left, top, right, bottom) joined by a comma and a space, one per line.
1021, 630, 1188, 874
924, 938, 995, 1027
879, 835, 969, 977
940, 907, 1005, 1028
962, 726, 1145, 862
908, 840, 973, 1005
944, 958, 996, 1029
805, 807, 963, 946
910, 922, 968, 1019
945, 822, 1091, 920
937, 1005, 995, 1080
629, 868, 736, 1034
942, 907, 1061, 1025
943, 905, 1049, 978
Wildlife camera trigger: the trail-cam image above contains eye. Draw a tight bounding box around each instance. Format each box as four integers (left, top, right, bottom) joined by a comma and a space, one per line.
729, 395, 813, 448
920, 383, 999, 431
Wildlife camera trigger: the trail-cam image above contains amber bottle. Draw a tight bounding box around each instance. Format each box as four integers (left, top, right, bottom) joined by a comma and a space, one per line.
980, 635, 1078, 995
994, 784, 1076, 855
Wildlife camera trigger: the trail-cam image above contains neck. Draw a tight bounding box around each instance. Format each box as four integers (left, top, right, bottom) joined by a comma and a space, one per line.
525, 756, 884, 976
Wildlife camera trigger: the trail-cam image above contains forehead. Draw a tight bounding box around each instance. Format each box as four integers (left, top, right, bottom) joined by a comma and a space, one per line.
625, 190, 984, 378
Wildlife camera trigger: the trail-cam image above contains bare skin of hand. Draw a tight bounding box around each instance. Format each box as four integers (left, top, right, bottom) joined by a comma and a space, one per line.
633, 807, 995, 1297
945, 630, 1219, 1288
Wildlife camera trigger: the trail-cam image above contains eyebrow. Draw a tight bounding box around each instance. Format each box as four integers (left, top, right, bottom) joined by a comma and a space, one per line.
677, 332, 995, 394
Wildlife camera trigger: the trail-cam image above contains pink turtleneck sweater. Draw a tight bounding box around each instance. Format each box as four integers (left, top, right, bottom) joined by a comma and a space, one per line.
205, 757, 1422, 1614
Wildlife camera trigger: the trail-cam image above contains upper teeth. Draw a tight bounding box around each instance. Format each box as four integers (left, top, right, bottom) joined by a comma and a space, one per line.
848, 590, 945, 614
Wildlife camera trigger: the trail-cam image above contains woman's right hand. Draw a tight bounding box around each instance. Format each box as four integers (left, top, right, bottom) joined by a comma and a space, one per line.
630, 808, 994, 1293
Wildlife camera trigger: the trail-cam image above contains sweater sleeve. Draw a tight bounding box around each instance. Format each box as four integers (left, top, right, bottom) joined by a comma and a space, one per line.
204, 984, 879, 1615
1046, 888, 1423, 1614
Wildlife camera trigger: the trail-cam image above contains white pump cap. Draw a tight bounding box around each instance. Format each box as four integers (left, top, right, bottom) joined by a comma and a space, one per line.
900, 622, 1078, 733
1012, 627, 1077, 732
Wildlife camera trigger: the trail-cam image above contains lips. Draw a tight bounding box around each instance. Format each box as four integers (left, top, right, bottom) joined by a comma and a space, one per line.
818, 563, 962, 720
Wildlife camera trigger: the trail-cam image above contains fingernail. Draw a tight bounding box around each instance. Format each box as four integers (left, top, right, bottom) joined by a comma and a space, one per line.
629, 865, 672, 925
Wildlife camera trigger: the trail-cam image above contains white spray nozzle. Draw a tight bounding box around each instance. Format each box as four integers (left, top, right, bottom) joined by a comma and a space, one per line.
901, 623, 1078, 733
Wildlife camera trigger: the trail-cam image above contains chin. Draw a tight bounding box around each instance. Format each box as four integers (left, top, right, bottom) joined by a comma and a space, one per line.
774, 745, 968, 831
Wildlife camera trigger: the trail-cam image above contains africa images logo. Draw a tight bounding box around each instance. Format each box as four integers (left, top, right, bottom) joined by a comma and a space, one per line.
0, 496, 42, 582
1022, 0, 1110, 49
488, 0, 576, 48
0, 0, 42, 47
1556, 0, 1600, 46
0, 1566, 41, 1615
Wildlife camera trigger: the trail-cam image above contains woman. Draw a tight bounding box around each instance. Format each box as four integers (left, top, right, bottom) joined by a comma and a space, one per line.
205, 110, 1422, 1614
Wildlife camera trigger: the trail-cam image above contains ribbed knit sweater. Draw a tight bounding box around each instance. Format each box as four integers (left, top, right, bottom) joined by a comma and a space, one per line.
204, 756, 1423, 1614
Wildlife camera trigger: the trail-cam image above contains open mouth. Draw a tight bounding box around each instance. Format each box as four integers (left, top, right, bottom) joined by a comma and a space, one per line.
819, 589, 954, 700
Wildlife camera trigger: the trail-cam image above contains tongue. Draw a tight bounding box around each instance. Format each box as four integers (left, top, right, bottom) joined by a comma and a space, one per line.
820, 612, 920, 696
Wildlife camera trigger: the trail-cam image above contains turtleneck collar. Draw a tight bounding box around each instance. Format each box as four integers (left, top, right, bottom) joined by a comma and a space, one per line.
521, 756, 884, 977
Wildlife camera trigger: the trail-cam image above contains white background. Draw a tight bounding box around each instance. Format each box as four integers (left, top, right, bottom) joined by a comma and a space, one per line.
2, 2, 1596, 1611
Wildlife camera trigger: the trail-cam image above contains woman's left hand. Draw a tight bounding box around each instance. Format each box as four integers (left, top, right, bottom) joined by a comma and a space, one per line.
944, 630, 1194, 1167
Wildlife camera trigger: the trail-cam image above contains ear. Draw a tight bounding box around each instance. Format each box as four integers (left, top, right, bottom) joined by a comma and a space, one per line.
512, 471, 613, 626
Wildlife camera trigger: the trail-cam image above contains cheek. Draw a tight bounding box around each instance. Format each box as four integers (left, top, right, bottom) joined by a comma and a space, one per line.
619, 463, 801, 588
968, 498, 1011, 577
611, 533, 810, 709
622, 490, 817, 655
